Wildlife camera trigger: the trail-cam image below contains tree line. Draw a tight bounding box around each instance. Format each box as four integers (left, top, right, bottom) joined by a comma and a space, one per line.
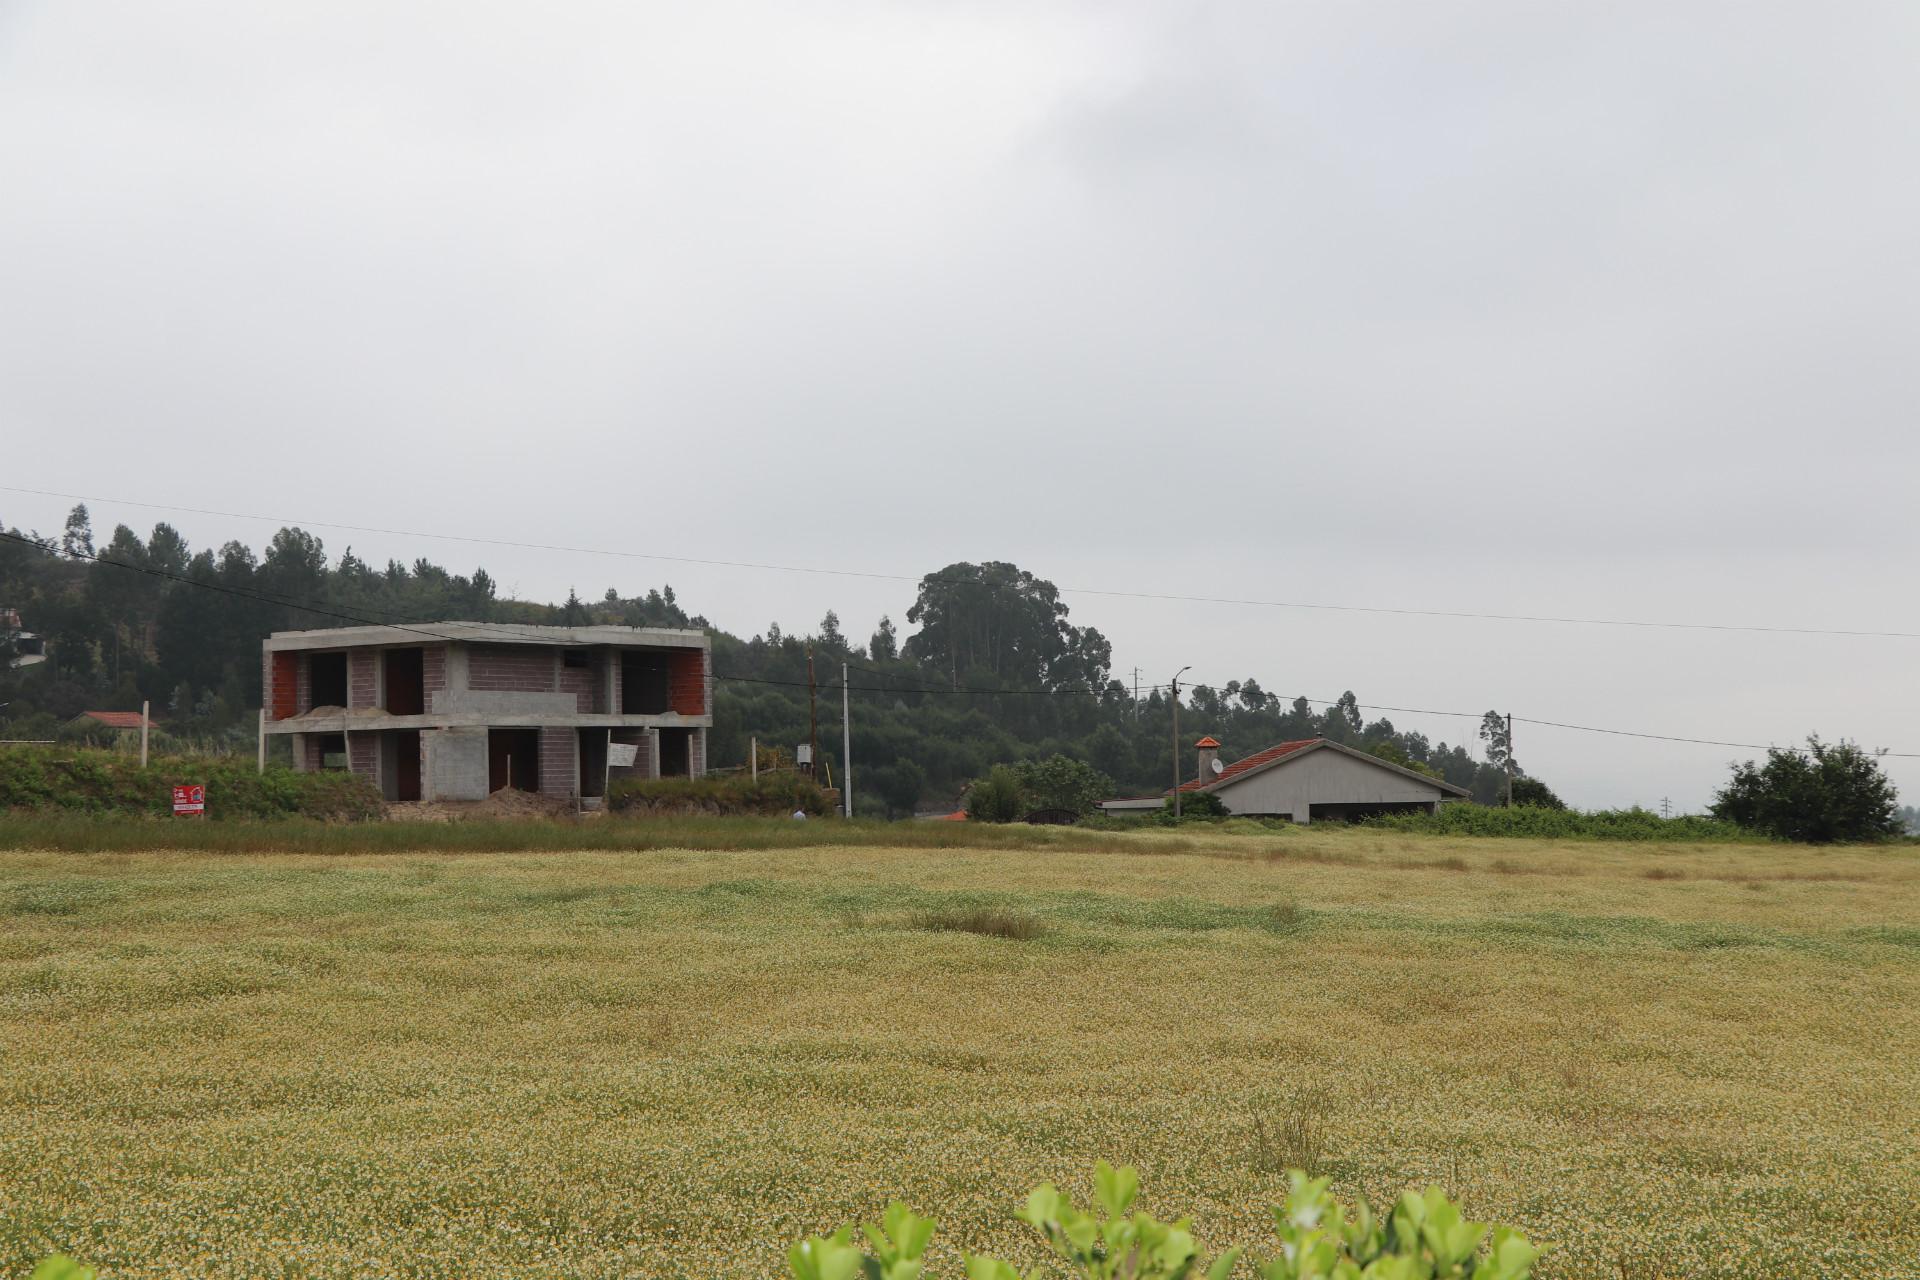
2, 508, 1536, 812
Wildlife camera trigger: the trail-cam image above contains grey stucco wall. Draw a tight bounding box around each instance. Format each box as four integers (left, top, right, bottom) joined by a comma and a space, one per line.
426, 726, 489, 801
1217, 748, 1448, 821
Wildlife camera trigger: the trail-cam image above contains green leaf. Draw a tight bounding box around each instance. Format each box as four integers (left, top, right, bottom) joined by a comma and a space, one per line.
1207, 1245, 1244, 1280
31, 1258, 96, 1280
1094, 1159, 1140, 1218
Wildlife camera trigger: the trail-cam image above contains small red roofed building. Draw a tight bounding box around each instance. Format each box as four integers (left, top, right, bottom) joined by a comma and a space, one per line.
1097, 736, 1468, 824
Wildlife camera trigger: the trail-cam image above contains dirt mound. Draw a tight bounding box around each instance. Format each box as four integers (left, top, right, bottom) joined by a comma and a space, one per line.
384, 788, 588, 823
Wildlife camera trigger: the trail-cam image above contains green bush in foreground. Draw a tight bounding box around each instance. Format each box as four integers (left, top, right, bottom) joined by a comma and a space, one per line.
0, 745, 381, 821
790, 1162, 1537, 1280
1359, 803, 1751, 842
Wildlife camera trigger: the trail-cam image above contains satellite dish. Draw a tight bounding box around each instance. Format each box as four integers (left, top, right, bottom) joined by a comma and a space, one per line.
1210, 758, 1224, 775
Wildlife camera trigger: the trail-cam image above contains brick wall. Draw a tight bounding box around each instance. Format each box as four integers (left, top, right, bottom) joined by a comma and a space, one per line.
558, 658, 599, 713
268, 652, 298, 721
296, 654, 312, 715
691, 727, 706, 778
302, 735, 326, 773
538, 727, 575, 797
469, 645, 555, 693
423, 645, 447, 700
349, 650, 377, 709
348, 732, 377, 778
669, 648, 707, 716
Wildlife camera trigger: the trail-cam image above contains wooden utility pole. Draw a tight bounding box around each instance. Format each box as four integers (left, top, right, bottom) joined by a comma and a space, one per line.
1505, 712, 1515, 808
139, 699, 149, 769
1171, 666, 1190, 819
842, 662, 852, 818
256, 709, 266, 774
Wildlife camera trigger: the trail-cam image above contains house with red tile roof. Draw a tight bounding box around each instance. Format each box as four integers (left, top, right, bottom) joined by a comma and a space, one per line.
69, 710, 155, 731
1098, 735, 1468, 824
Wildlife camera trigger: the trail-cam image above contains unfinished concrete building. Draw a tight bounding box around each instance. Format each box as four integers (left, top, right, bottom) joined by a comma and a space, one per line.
261, 623, 711, 804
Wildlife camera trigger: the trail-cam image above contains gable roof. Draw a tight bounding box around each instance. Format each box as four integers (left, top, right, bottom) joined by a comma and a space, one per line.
73, 710, 150, 729
1193, 735, 1221, 748
1174, 737, 1470, 798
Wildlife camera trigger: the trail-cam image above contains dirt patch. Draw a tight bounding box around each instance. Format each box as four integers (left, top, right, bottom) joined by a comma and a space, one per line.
385, 788, 596, 823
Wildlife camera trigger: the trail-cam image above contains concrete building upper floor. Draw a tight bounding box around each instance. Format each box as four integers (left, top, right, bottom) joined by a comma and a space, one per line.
261, 622, 711, 737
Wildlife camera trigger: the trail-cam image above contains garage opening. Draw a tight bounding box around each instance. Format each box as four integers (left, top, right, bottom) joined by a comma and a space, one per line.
658, 726, 692, 778
384, 648, 424, 715
620, 651, 671, 713
487, 728, 540, 792
310, 653, 348, 708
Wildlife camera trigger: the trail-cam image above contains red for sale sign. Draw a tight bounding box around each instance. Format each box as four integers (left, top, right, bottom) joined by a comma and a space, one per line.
172, 784, 205, 816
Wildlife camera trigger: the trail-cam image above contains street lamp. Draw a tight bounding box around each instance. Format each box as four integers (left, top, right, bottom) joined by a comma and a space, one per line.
1170, 666, 1191, 819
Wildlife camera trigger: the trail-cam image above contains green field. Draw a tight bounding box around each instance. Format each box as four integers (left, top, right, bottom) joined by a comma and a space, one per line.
3, 828, 1917, 1278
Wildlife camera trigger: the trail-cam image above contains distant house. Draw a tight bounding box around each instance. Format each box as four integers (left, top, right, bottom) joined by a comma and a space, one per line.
1, 608, 46, 668
1098, 736, 1468, 824
69, 711, 154, 732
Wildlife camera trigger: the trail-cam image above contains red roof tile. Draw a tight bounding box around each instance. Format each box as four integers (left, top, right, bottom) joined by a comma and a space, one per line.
77, 711, 149, 730
936, 810, 967, 821
1193, 735, 1221, 748
1175, 738, 1320, 791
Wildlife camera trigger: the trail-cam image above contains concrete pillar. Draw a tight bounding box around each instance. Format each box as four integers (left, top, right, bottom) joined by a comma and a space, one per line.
291, 732, 309, 773
1292, 807, 1311, 826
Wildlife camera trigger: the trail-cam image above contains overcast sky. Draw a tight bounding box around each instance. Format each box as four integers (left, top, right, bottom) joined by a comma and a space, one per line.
4, 2, 1917, 809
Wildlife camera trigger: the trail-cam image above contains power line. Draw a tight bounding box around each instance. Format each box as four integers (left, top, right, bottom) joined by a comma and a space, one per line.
14, 530, 1916, 761
8, 483, 1918, 642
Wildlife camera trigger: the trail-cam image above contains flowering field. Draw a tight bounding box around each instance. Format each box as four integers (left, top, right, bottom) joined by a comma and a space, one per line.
2, 829, 1917, 1278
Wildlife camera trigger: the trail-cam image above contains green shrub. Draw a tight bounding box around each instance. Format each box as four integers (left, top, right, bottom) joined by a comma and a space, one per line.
1162, 790, 1228, 822
1358, 803, 1752, 842
607, 771, 830, 817
964, 765, 1027, 824
1011, 754, 1114, 817
789, 1161, 1538, 1280
0, 746, 381, 821
1711, 736, 1902, 843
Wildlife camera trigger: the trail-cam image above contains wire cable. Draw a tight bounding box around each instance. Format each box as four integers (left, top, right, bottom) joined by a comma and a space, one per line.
8, 483, 1918, 641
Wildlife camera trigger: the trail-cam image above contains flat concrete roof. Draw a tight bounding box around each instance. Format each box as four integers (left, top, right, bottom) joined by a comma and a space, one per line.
263, 621, 708, 652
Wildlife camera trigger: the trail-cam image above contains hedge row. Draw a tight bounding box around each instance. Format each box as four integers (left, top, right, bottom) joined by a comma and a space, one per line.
608, 771, 830, 817
1359, 803, 1754, 841
0, 746, 383, 821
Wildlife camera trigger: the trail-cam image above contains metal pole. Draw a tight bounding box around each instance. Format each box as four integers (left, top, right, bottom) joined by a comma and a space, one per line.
1505, 712, 1515, 807
750, 735, 757, 781
257, 709, 266, 774
842, 662, 852, 818
1171, 666, 1190, 819
140, 699, 149, 769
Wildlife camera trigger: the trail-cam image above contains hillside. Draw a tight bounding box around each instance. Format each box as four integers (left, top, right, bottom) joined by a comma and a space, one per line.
1, 508, 1519, 812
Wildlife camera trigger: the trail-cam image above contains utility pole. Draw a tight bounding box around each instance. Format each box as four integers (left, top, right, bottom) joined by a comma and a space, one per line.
1505, 712, 1515, 808
807, 648, 818, 782
842, 661, 852, 819
1132, 667, 1141, 720
140, 699, 150, 770
1171, 666, 1191, 819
